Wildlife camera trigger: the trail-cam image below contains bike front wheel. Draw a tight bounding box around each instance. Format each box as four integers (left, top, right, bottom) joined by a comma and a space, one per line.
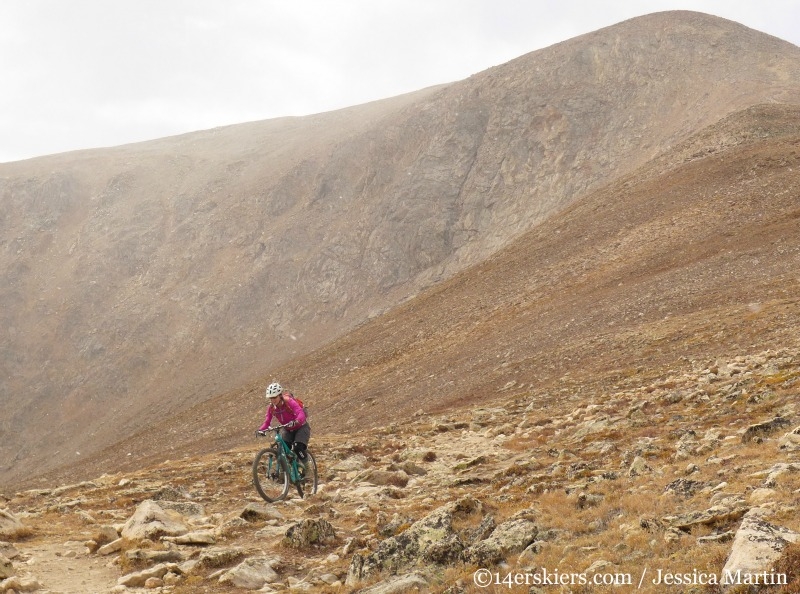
295, 450, 319, 499
253, 447, 290, 502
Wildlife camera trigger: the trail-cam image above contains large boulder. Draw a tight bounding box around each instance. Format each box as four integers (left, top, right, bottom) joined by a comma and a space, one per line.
283, 519, 337, 549
466, 517, 539, 565
120, 500, 189, 540
241, 502, 284, 522
721, 508, 800, 586
662, 501, 749, 531
742, 416, 792, 443
0, 510, 26, 540
779, 425, 800, 451
0, 575, 42, 591
193, 547, 246, 571
117, 562, 181, 588
219, 557, 281, 590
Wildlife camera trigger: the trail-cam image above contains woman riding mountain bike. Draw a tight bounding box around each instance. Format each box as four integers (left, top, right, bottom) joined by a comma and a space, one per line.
255, 382, 310, 462
253, 382, 317, 501
253, 420, 318, 501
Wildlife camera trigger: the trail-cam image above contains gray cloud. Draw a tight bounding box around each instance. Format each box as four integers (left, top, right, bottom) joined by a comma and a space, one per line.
1, 0, 798, 163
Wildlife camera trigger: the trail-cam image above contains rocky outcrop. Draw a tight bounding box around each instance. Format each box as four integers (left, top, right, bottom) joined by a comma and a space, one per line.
663, 502, 750, 532
0, 511, 25, 540
721, 508, 800, 586
283, 519, 337, 549
465, 516, 539, 565
742, 416, 793, 443
120, 500, 189, 540
347, 498, 485, 585
219, 557, 281, 590
779, 425, 800, 451
0, 575, 42, 592
345, 498, 535, 586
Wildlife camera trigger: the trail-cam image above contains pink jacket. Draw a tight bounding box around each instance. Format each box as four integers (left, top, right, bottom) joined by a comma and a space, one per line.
259, 396, 307, 431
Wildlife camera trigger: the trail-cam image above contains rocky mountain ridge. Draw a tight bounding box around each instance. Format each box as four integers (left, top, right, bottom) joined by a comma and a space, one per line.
1, 347, 799, 593
4, 10, 800, 487
41, 100, 800, 495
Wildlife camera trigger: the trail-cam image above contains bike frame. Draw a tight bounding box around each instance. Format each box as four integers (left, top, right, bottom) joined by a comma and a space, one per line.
270, 425, 303, 484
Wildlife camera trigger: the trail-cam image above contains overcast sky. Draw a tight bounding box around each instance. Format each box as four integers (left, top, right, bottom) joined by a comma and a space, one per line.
1, 0, 798, 164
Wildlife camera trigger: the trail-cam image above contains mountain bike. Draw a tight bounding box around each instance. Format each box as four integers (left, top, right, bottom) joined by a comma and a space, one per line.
253, 423, 318, 502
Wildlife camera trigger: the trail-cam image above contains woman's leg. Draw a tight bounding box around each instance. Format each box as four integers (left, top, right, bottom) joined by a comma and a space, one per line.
292, 424, 311, 459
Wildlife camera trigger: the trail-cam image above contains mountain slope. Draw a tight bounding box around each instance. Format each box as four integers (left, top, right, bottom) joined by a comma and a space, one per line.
3, 343, 799, 593
40, 102, 800, 489
3, 10, 800, 487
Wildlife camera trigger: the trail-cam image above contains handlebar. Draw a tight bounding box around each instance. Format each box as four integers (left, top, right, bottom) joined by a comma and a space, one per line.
256, 422, 294, 436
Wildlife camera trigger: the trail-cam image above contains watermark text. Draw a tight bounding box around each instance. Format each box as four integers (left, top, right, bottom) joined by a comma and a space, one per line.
472, 567, 789, 589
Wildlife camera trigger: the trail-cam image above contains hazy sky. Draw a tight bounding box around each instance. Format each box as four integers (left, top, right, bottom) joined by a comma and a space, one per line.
1, 0, 798, 163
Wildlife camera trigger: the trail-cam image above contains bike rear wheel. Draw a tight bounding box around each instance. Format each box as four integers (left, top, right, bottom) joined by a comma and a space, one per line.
295, 450, 318, 498
253, 447, 290, 502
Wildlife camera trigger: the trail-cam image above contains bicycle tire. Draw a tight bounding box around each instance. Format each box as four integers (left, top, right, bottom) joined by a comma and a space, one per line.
295, 450, 319, 499
253, 447, 290, 502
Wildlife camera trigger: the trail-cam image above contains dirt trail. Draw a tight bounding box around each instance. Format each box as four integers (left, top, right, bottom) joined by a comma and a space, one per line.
13, 540, 118, 594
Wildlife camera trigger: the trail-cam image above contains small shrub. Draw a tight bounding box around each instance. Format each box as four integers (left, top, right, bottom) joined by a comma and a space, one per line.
422, 451, 437, 462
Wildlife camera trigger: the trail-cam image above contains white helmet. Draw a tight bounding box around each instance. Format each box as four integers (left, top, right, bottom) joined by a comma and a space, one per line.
265, 382, 283, 399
